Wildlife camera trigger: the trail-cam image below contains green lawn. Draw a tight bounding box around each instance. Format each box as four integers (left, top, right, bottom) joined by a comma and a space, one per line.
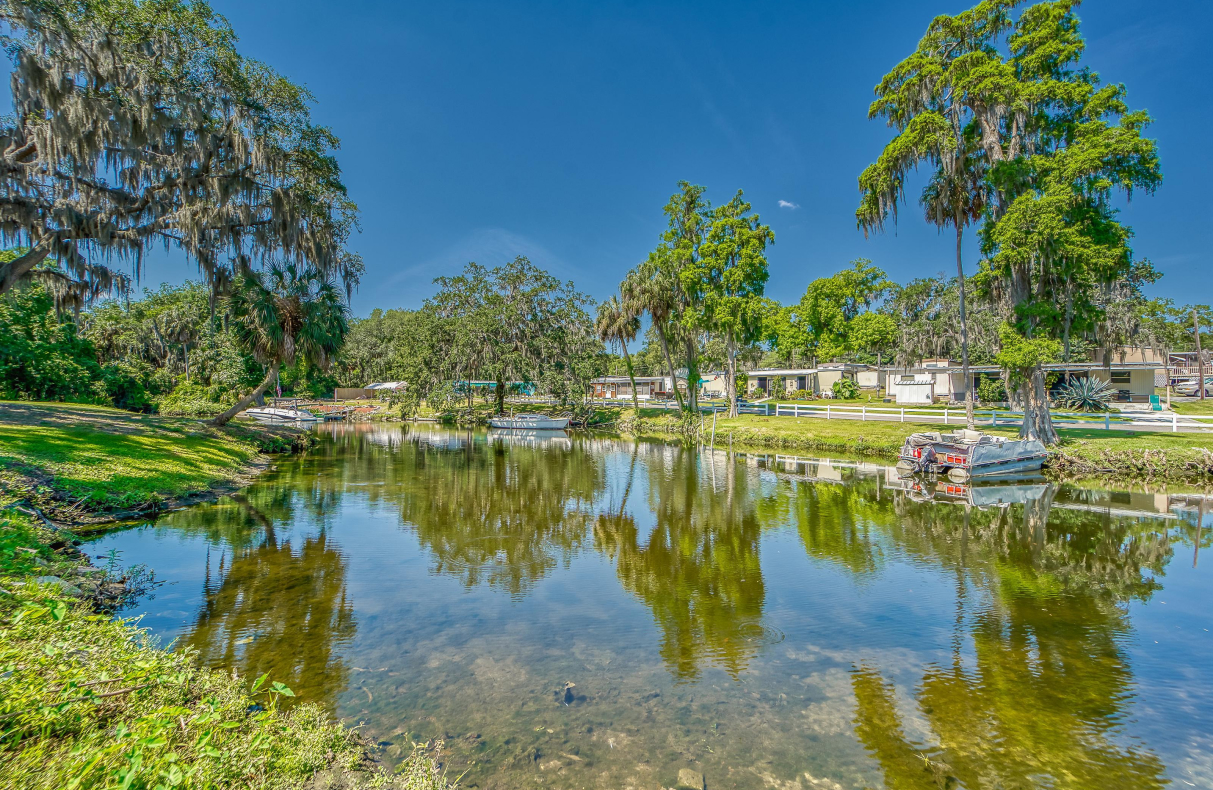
0, 401, 302, 514
1168, 400, 1213, 415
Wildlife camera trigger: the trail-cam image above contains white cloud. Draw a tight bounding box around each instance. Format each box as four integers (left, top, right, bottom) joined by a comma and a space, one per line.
778, 200, 800, 210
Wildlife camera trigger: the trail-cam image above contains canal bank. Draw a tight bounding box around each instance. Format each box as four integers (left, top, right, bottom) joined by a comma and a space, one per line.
0, 505, 451, 789
617, 410, 1213, 484
0, 402, 316, 527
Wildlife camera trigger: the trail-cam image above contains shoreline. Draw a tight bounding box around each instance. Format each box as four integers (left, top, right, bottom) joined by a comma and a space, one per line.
21, 454, 278, 531
0, 506, 448, 789
0, 402, 316, 529
618, 413, 1213, 487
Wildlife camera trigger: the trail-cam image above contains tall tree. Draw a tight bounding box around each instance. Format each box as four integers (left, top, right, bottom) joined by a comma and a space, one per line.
429, 257, 600, 414
861, 0, 1161, 444
0, 0, 359, 303
622, 259, 685, 410
210, 264, 350, 426
686, 191, 774, 417
595, 295, 642, 411
921, 158, 987, 427
660, 182, 712, 412
857, 16, 991, 427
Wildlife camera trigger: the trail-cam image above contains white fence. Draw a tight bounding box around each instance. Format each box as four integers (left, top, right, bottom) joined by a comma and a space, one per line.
578, 396, 1213, 433
770, 402, 1213, 433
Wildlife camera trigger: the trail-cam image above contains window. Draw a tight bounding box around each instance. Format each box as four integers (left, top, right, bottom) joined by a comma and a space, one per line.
1110, 370, 1131, 384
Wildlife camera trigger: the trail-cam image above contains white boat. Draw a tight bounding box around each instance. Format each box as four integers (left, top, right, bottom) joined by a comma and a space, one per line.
244, 407, 320, 424
487, 413, 570, 430
896, 429, 1047, 480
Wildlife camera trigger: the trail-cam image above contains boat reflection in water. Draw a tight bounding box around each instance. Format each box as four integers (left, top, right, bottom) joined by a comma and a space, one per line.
87, 427, 1211, 790
488, 427, 572, 449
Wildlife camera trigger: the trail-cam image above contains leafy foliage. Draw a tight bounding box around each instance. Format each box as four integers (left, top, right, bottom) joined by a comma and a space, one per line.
0, 0, 360, 305
211, 264, 351, 426
0, 282, 109, 404
771, 259, 891, 363
977, 376, 1009, 403
831, 377, 860, 400
427, 257, 602, 413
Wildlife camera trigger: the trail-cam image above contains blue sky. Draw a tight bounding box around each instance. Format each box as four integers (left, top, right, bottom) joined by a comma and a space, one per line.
46, 1, 1213, 314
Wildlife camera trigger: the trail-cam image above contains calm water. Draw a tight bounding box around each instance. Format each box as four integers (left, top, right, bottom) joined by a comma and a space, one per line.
88, 424, 1213, 790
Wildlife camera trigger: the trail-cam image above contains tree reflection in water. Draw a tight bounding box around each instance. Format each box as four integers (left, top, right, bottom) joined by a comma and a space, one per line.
595, 443, 769, 681
151, 426, 1180, 786
841, 479, 1171, 789
177, 491, 356, 715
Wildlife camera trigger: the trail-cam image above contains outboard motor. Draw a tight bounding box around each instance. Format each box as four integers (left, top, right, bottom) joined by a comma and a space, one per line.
913, 444, 937, 474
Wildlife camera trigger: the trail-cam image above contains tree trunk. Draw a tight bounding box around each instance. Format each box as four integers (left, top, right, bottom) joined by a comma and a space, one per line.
210, 362, 280, 427
0, 243, 51, 294
684, 337, 699, 413
495, 377, 506, 414
726, 333, 739, 418
1016, 367, 1058, 445
955, 223, 975, 430
1195, 309, 1205, 400
621, 342, 640, 412
655, 323, 684, 410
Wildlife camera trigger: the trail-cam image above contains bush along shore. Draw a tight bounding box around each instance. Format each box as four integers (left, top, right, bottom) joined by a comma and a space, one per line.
0, 505, 452, 789
0, 402, 316, 528
616, 410, 1213, 485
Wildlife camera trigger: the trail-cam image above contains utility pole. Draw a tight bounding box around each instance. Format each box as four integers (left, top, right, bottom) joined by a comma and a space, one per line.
1195, 309, 1205, 400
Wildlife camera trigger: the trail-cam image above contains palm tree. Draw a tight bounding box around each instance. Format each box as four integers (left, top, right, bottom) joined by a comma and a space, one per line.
210, 263, 350, 426
596, 295, 642, 411
623, 260, 685, 410
920, 147, 987, 430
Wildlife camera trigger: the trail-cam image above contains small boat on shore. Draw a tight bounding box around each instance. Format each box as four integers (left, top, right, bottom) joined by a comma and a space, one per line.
897, 429, 1047, 480
244, 406, 320, 424
487, 413, 570, 430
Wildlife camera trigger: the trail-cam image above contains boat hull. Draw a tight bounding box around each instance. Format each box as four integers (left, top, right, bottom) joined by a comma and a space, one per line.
898, 433, 1047, 479
487, 415, 570, 430
245, 407, 320, 423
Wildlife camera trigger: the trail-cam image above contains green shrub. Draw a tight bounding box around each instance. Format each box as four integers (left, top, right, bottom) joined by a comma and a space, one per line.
832, 378, 860, 400
0, 281, 108, 404
977, 376, 1008, 403
100, 361, 151, 412
154, 382, 235, 417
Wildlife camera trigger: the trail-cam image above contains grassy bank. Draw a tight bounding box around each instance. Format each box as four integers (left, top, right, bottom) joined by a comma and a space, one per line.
0, 402, 312, 524
0, 506, 449, 789
620, 410, 1213, 483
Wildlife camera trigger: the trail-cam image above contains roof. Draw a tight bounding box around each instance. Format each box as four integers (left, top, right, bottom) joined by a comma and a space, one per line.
744, 368, 818, 377
878, 362, 1166, 373
364, 381, 407, 390
592, 375, 674, 383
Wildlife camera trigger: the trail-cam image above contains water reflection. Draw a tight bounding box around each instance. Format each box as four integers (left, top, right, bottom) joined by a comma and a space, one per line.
91, 426, 1211, 789
161, 491, 356, 713
596, 444, 770, 680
